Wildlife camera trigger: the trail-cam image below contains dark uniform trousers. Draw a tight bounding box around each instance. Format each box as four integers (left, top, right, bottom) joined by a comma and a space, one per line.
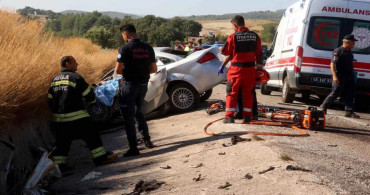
322, 74, 355, 111
237, 87, 258, 117
119, 82, 150, 149
52, 117, 107, 165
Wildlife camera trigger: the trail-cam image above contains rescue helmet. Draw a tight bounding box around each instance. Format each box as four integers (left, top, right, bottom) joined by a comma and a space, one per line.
255, 69, 270, 84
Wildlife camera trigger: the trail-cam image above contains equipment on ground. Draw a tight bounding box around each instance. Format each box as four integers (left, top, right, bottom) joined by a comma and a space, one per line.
258, 106, 326, 130
204, 106, 326, 137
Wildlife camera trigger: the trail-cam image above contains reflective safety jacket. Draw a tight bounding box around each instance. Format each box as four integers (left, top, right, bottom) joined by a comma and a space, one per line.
48, 68, 96, 122
222, 27, 263, 67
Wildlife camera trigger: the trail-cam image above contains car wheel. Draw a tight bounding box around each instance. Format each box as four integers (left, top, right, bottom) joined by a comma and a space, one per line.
87, 101, 113, 123
260, 83, 272, 95
282, 77, 295, 103
168, 83, 200, 112
200, 89, 213, 102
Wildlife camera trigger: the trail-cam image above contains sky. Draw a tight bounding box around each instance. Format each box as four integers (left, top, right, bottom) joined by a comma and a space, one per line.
0, 0, 298, 18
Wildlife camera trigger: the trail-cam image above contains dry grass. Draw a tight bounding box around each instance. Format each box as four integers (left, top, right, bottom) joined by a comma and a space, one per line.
199, 19, 274, 44
280, 154, 294, 161
0, 11, 117, 132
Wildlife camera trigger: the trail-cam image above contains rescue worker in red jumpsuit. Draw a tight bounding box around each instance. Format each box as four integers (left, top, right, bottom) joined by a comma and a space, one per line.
218, 15, 263, 123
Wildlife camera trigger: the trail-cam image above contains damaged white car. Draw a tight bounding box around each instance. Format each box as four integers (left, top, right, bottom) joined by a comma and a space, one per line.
88, 46, 227, 122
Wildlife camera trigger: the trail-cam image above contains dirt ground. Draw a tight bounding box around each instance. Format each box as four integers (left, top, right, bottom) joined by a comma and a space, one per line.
199, 19, 273, 36
48, 83, 370, 195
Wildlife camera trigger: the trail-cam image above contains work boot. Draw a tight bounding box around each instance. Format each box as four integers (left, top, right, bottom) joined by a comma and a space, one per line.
344, 111, 360, 118
94, 151, 118, 166
234, 112, 243, 119
252, 115, 258, 121
144, 139, 155, 149
243, 117, 251, 124
123, 148, 140, 157
223, 117, 235, 124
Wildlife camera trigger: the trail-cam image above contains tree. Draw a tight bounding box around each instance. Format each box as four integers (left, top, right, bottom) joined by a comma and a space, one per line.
95, 15, 112, 27
261, 23, 277, 43
85, 26, 116, 48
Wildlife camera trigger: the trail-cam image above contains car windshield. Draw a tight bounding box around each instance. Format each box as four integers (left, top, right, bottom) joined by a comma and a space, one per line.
307, 17, 370, 54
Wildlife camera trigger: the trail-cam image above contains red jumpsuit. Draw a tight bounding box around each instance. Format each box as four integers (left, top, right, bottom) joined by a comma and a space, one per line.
222, 27, 262, 118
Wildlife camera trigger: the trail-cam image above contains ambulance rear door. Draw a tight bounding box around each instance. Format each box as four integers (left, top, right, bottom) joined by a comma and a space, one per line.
346, 0, 370, 95
299, 0, 350, 90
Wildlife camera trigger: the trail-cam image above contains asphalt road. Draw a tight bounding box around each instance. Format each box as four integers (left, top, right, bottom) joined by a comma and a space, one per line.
246, 85, 370, 195
105, 84, 370, 194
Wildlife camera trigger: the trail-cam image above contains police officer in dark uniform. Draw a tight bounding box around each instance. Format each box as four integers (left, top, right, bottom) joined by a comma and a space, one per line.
320, 34, 360, 118
114, 24, 157, 157
48, 56, 117, 173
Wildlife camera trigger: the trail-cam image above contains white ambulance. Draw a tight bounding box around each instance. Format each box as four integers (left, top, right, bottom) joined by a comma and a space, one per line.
262, 0, 370, 109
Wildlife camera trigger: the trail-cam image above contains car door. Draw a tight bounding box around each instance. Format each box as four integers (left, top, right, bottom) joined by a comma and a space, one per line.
142, 68, 169, 114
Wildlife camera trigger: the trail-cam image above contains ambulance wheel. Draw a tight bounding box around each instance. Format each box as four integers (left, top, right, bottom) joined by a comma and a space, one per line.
200, 89, 213, 102
260, 83, 272, 95
282, 77, 295, 103
168, 83, 200, 112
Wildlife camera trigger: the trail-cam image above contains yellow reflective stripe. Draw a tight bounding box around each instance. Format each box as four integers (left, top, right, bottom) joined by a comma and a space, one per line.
48, 93, 53, 99
50, 80, 76, 88
52, 110, 90, 122
88, 99, 97, 104
53, 156, 68, 164
82, 86, 91, 96
91, 147, 106, 158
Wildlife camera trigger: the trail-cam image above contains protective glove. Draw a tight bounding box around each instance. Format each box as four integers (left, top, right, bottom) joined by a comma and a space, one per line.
218, 65, 225, 75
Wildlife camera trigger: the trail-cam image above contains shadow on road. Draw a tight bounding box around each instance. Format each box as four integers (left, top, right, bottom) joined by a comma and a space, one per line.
318, 125, 370, 137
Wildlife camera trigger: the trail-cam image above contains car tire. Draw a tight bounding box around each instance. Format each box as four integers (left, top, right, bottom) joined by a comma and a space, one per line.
87, 101, 113, 123
302, 91, 311, 101
282, 77, 295, 103
168, 83, 200, 112
200, 89, 213, 102
260, 83, 272, 95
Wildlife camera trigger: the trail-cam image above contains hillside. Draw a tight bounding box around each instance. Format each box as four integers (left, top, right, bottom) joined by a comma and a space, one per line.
61, 10, 141, 19
188, 10, 284, 21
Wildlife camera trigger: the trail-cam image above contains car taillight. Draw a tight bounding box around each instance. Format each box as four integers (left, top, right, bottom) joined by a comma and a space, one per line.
197, 52, 217, 64
294, 46, 303, 73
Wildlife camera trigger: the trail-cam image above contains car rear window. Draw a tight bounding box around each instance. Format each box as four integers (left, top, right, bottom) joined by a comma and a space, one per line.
307, 17, 370, 54
307, 17, 341, 51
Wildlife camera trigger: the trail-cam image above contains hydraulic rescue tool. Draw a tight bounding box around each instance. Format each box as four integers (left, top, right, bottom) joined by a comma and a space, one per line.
204, 106, 326, 137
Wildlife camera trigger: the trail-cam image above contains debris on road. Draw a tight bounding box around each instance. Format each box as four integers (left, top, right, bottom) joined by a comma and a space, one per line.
286, 165, 312, 172
190, 163, 204, 168
222, 143, 233, 147
252, 135, 265, 141
259, 166, 275, 174
219, 152, 226, 155
231, 135, 251, 145
193, 174, 202, 182
127, 180, 166, 194
81, 171, 102, 181
160, 165, 172, 169
244, 173, 253, 180
328, 145, 338, 147
218, 182, 232, 189
183, 160, 189, 163
280, 154, 294, 161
